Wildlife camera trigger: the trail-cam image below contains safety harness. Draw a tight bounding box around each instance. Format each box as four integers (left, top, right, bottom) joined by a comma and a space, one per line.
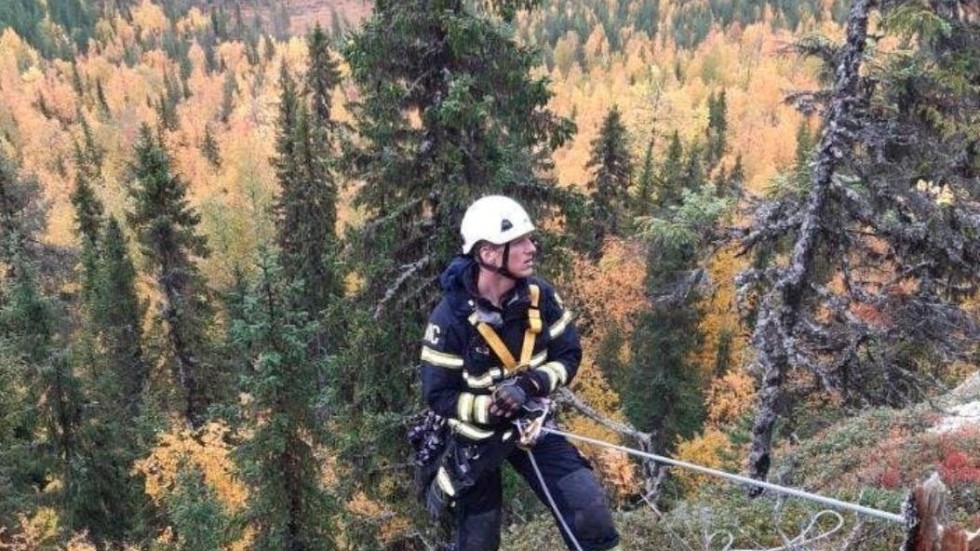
467, 283, 542, 375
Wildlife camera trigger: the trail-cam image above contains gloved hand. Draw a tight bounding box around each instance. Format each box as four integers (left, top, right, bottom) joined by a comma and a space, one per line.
489, 380, 527, 422
489, 371, 546, 422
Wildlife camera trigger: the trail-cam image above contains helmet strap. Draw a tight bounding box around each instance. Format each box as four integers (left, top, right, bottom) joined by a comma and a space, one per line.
477, 242, 518, 280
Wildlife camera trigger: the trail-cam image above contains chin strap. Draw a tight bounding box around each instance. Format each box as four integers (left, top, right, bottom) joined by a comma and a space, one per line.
477, 242, 518, 280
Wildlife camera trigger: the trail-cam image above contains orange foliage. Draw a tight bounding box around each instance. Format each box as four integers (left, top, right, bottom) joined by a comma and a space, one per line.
673, 427, 737, 494
132, 420, 248, 510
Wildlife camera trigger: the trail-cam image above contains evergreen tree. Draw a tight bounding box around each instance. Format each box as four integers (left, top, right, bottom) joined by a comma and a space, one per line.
585, 105, 632, 257
126, 124, 216, 424
0, 150, 84, 536
271, 25, 344, 318
623, 188, 729, 462
738, 0, 980, 483
340, 0, 576, 542
232, 253, 337, 550
220, 71, 238, 124
656, 130, 685, 207
201, 123, 222, 169
633, 136, 656, 219
705, 89, 728, 169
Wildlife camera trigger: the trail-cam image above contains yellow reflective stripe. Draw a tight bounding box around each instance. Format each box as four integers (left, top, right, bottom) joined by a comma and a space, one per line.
536, 361, 568, 391
528, 351, 547, 368
448, 419, 495, 440
548, 310, 573, 338
463, 367, 503, 389
457, 393, 475, 422
473, 395, 492, 424
436, 467, 456, 496
421, 346, 464, 369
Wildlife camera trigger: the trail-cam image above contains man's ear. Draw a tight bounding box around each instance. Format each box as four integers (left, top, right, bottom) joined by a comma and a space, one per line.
477, 243, 497, 264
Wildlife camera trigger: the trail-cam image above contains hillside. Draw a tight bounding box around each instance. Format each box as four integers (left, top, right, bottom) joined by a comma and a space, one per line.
0, 0, 977, 548
506, 373, 980, 550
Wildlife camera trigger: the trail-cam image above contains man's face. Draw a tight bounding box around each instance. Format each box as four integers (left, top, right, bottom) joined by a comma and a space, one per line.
482, 234, 536, 278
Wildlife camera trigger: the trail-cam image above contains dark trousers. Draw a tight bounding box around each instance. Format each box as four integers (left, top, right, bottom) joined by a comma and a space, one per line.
453, 433, 620, 551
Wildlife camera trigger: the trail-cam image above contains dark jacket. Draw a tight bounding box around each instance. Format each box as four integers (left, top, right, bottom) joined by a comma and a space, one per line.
419, 256, 582, 440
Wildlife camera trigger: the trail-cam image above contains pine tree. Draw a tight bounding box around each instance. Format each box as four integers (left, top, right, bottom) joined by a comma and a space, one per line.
201, 123, 222, 169
126, 124, 216, 424
633, 136, 656, 219
585, 105, 632, 257
232, 253, 337, 550
340, 0, 576, 542
220, 71, 238, 124
656, 130, 685, 207
0, 150, 84, 534
705, 89, 728, 169
271, 25, 343, 317
624, 188, 729, 468
67, 216, 148, 544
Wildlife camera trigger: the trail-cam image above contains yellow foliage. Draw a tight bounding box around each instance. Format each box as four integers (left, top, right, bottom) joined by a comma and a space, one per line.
673, 427, 736, 494
346, 492, 412, 546
705, 369, 756, 426
0, 509, 60, 550
132, 419, 248, 510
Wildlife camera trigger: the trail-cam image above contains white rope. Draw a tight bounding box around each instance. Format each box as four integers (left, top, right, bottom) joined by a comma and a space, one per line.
524, 447, 585, 551
541, 426, 906, 524
728, 510, 845, 551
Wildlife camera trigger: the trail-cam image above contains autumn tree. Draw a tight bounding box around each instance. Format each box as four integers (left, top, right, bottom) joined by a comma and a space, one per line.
339, 0, 576, 542
126, 124, 217, 425
738, 0, 980, 484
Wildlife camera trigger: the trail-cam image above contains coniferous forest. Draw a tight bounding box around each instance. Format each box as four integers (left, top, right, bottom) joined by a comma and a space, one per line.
1, 0, 979, 549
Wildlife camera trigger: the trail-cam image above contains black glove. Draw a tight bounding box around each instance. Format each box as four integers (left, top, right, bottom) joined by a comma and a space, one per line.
489, 381, 527, 422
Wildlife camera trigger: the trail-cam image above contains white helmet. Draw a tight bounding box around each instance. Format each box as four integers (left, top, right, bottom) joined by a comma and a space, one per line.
460, 195, 535, 254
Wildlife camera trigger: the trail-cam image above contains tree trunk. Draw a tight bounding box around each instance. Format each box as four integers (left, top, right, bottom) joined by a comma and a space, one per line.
747, 0, 875, 487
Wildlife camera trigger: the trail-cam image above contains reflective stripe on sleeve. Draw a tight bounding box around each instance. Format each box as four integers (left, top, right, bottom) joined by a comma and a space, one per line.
421, 345, 464, 369
535, 361, 568, 391
447, 418, 495, 440
463, 367, 504, 389
457, 393, 492, 423
457, 393, 475, 422
548, 310, 573, 338
473, 395, 492, 424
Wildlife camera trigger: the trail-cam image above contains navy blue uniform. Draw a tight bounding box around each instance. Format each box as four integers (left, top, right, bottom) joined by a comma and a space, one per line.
420, 256, 620, 551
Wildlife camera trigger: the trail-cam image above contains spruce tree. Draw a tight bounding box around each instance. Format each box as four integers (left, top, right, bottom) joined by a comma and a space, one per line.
272, 26, 343, 319
624, 187, 729, 467
340, 0, 576, 542
232, 253, 337, 550
126, 124, 216, 424
657, 130, 685, 207
585, 105, 632, 257
705, 89, 728, 168
0, 151, 84, 536
633, 136, 656, 219
738, 0, 980, 483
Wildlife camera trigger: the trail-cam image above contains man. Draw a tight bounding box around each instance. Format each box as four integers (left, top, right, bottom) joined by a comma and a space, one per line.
418, 195, 621, 550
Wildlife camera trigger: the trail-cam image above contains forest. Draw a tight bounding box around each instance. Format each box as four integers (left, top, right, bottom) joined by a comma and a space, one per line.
0, 0, 978, 549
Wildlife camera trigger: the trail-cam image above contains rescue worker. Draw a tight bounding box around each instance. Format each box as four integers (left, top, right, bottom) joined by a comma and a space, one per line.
418, 195, 621, 551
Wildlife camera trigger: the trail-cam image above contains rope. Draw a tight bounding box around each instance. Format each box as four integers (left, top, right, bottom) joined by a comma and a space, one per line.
541, 426, 906, 524
524, 448, 585, 551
